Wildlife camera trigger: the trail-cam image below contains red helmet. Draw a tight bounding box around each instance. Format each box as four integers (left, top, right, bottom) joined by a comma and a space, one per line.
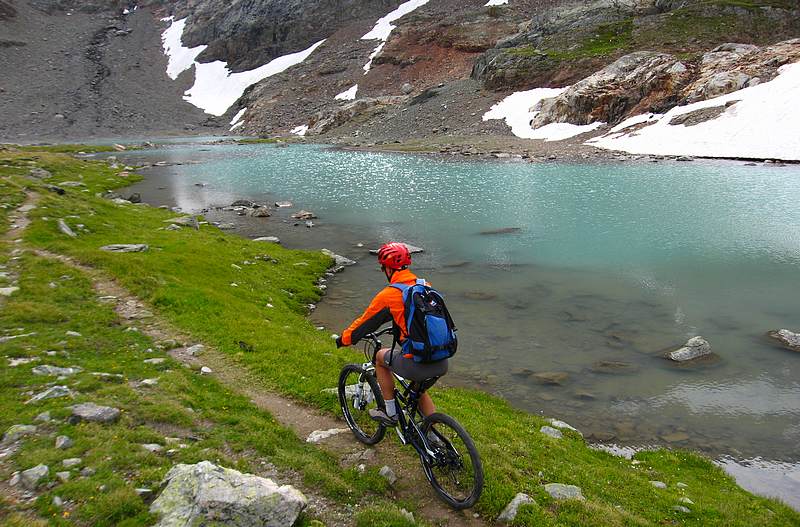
377, 242, 411, 269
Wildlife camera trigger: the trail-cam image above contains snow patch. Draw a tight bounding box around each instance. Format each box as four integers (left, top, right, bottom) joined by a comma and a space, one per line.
587, 61, 800, 161
291, 125, 309, 136
485, 0, 509, 5
361, 0, 429, 73
335, 85, 358, 101
229, 107, 247, 131
161, 17, 325, 116
483, 87, 606, 141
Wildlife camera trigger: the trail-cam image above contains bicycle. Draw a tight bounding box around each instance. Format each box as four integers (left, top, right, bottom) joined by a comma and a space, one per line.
337, 327, 484, 509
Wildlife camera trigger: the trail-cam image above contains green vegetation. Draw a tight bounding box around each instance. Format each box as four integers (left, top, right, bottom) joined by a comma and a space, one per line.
2, 146, 799, 526
544, 19, 634, 61
22, 144, 117, 154
236, 137, 286, 144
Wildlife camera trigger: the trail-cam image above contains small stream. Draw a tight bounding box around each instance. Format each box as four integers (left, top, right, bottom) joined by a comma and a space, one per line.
107, 140, 800, 509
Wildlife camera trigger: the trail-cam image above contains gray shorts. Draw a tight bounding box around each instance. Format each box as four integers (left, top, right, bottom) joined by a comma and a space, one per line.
384, 349, 448, 382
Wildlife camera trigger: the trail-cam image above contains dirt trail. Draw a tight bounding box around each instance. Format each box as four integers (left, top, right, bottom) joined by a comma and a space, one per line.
22, 196, 488, 525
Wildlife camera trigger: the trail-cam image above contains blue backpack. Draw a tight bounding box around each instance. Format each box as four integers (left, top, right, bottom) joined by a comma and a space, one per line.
391, 279, 458, 363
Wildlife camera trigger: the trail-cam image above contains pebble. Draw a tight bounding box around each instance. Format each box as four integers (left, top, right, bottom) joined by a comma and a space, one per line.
650, 480, 667, 489
379, 465, 397, 486
80, 467, 96, 477
673, 505, 691, 513
200, 366, 212, 374
497, 492, 535, 522
52, 496, 63, 508
62, 458, 82, 468
55, 435, 73, 449
56, 471, 71, 482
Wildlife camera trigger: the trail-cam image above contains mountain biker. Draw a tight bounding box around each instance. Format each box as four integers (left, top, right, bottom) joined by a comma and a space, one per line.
335, 242, 448, 426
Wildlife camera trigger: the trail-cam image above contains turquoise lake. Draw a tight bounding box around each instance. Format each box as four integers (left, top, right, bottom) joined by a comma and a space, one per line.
118, 142, 800, 506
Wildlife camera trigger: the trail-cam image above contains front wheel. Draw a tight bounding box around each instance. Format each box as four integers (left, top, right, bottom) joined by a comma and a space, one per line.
338, 364, 386, 445
420, 412, 484, 510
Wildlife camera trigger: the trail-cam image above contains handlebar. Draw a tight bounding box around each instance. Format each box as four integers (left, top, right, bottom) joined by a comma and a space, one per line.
362, 327, 394, 362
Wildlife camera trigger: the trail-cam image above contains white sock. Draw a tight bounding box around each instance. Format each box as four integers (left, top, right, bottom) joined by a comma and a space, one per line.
384, 399, 397, 417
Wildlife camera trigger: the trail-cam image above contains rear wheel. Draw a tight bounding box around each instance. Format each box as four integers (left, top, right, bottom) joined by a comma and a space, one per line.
420, 412, 483, 510
338, 364, 386, 445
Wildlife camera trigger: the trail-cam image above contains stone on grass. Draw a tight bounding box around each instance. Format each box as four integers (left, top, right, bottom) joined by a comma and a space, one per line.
141, 378, 159, 387
69, 402, 121, 424
55, 435, 73, 449
540, 426, 563, 439
379, 465, 397, 486
668, 336, 712, 362
26, 385, 74, 404
150, 461, 307, 527
0, 286, 20, 297
144, 358, 166, 365
497, 492, 535, 522
80, 467, 96, 477
52, 496, 63, 508
321, 249, 356, 267
186, 344, 205, 356
62, 458, 82, 468
679, 497, 694, 505
142, 444, 163, 453
20, 464, 49, 490
548, 419, 583, 437
66, 331, 81, 337
544, 483, 584, 500
35, 411, 51, 423
56, 471, 71, 482
100, 244, 149, 253
676, 482, 688, 488
3, 424, 37, 443
673, 505, 691, 513
57, 219, 77, 238
650, 480, 667, 489
200, 366, 212, 374
32, 364, 82, 376
306, 428, 349, 444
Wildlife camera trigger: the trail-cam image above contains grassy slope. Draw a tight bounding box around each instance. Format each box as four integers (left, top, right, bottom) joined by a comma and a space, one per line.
2, 147, 798, 526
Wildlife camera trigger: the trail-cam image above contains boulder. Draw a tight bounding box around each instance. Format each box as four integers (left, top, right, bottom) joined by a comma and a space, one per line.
768, 329, 800, 352
69, 402, 121, 424
544, 483, 584, 500
667, 336, 712, 362
251, 208, 271, 217
379, 465, 397, 486
321, 249, 356, 267
231, 199, 255, 207
55, 435, 73, 449
186, 344, 205, 356
253, 236, 280, 244
306, 428, 349, 444
532, 51, 691, 127
540, 426, 563, 439
57, 219, 77, 238
100, 244, 149, 253
497, 492, 535, 523
547, 419, 583, 437
32, 364, 82, 376
291, 210, 317, 220
28, 167, 52, 179
20, 464, 49, 490
307, 96, 406, 135
26, 385, 74, 404
2, 424, 37, 444
149, 461, 307, 527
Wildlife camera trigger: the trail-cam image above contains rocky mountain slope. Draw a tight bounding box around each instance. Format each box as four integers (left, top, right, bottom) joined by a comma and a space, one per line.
1, 0, 798, 155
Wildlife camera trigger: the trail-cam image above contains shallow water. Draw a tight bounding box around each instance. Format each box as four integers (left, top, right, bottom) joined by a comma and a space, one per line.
116, 142, 800, 508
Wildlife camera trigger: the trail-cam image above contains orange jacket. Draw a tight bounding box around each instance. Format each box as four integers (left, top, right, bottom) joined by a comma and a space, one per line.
338, 269, 424, 347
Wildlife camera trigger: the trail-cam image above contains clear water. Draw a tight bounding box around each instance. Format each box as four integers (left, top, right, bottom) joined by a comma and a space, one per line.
118, 142, 800, 505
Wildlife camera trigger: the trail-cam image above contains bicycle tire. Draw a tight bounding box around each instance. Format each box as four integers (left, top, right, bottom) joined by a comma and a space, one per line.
420, 412, 484, 510
338, 364, 386, 445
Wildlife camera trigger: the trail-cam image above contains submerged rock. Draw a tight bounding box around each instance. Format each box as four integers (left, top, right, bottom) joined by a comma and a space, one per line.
497, 492, 535, 522
768, 329, 800, 352
479, 227, 521, 235
291, 210, 317, 220
667, 336, 712, 362
150, 461, 307, 527
532, 371, 569, 385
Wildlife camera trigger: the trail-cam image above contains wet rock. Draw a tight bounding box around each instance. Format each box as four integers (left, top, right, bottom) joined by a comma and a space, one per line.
100, 244, 149, 253
55, 435, 73, 449
127, 193, 142, 204
478, 227, 521, 235
667, 336, 712, 362
2, 424, 37, 443
768, 329, 800, 352
69, 402, 120, 424
291, 210, 317, 220
379, 465, 397, 486
321, 249, 356, 267
497, 492, 535, 522
650, 480, 667, 489
231, 199, 255, 207
590, 360, 639, 375
20, 464, 48, 490
253, 236, 280, 243
544, 483, 584, 500
57, 219, 77, 238
32, 364, 82, 376
306, 428, 348, 444
26, 385, 74, 404
251, 208, 271, 217
275, 201, 293, 208
661, 431, 689, 443
532, 371, 569, 385
150, 461, 307, 527
540, 426, 563, 439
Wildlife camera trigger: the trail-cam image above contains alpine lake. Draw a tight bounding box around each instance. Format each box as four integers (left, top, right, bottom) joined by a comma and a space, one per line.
111, 140, 800, 508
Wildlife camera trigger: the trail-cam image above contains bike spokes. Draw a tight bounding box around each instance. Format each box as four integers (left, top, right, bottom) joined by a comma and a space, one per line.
338, 365, 385, 445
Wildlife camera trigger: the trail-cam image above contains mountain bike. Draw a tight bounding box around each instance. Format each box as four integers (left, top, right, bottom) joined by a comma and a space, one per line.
338, 327, 483, 509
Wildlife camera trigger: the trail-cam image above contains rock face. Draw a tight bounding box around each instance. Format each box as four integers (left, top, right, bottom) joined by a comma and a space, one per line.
668, 336, 712, 362
307, 96, 406, 135
768, 329, 800, 352
532, 51, 691, 127
69, 402, 121, 424
149, 461, 307, 527
497, 492, 535, 523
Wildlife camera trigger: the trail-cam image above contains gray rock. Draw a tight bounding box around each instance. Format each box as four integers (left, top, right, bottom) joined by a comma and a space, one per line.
768, 329, 800, 351
401, 82, 414, 95
547, 419, 583, 437
650, 480, 667, 489
274, 201, 293, 208
673, 505, 691, 513
2, 424, 37, 443
100, 244, 149, 253
497, 492, 535, 522
253, 236, 281, 244
200, 366, 213, 374
676, 482, 688, 488
62, 458, 82, 468
540, 426, 563, 439
250, 208, 271, 218
379, 465, 397, 486
668, 336, 712, 362
186, 344, 205, 356
164, 216, 197, 227
69, 402, 121, 424
20, 464, 49, 490
66, 331, 82, 337
150, 461, 307, 527
142, 443, 163, 453
57, 219, 77, 238
52, 496, 64, 508
0, 286, 20, 297
144, 358, 166, 365
56, 471, 71, 482
29, 167, 52, 179
35, 411, 51, 423
291, 210, 317, 220
26, 385, 74, 404
32, 364, 82, 376
9, 472, 20, 486
306, 428, 349, 443
55, 435, 73, 449
679, 497, 694, 505
141, 378, 159, 387
544, 483, 584, 500
80, 467, 96, 477
136, 488, 154, 499
321, 249, 356, 267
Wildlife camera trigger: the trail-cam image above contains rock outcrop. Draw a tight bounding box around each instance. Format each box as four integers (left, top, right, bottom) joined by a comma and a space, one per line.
768, 329, 800, 352
307, 96, 407, 135
150, 461, 307, 527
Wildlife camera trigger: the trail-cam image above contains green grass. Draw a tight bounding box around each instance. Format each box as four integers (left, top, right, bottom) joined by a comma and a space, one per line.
2, 146, 799, 526
21, 144, 117, 154
544, 19, 634, 61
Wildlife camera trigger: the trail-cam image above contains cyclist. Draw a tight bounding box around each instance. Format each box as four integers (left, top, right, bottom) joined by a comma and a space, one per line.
336, 242, 448, 426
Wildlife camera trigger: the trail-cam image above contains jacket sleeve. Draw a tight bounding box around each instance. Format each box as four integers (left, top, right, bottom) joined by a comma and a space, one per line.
340, 288, 394, 346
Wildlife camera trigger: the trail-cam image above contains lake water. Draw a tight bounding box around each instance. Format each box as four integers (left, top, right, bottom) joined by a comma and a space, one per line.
115, 141, 800, 507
